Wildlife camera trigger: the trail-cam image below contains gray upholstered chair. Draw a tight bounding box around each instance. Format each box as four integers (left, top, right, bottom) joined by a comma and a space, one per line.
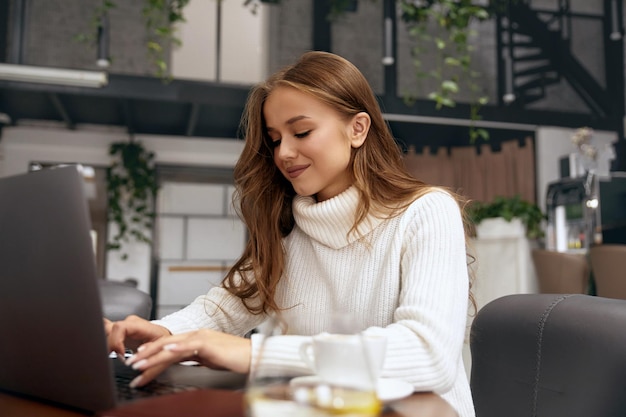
98, 279, 152, 321
470, 293, 626, 417
589, 244, 626, 300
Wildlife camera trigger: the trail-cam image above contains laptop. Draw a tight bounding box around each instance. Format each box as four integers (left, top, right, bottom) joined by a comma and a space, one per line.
0, 166, 246, 413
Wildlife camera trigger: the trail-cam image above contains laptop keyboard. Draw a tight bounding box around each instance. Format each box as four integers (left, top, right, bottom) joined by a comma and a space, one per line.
114, 363, 199, 401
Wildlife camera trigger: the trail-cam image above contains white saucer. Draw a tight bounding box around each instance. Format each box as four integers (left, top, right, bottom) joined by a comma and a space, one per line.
376, 378, 414, 402
290, 376, 414, 403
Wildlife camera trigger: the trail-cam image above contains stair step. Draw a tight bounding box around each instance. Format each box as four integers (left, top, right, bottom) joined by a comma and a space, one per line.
516, 74, 560, 91
508, 23, 559, 39
502, 40, 541, 48
514, 64, 555, 77
519, 93, 545, 105
512, 53, 550, 62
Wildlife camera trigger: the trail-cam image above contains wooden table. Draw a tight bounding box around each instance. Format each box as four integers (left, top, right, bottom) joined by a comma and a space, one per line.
0, 389, 458, 417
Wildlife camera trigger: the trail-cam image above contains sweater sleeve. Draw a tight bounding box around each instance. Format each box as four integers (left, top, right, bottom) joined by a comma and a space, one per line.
152, 286, 266, 337
378, 191, 469, 393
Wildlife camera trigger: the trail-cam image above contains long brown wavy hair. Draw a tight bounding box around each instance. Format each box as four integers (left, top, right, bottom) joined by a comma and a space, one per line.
224, 51, 473, 315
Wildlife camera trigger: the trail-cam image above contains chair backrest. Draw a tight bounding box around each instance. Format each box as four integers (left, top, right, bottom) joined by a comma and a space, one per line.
589, 244, 626, 299
470, 293, 626, 417
531, 249, 589, 294
98, 279, 152, 321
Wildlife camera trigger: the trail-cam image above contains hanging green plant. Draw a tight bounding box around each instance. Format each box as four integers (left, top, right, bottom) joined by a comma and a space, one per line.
399, 0, 491, 143
79, 0, 503, 141
106, 140, 159, 260
251, 0, 493, 143
143, 0, 190, 81
78, 0, 189, 81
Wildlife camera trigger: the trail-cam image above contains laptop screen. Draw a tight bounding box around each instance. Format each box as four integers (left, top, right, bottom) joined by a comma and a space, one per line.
0, 166, 118, 411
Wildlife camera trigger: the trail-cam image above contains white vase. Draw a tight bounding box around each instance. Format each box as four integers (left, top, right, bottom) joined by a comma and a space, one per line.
475, 217, 525, 239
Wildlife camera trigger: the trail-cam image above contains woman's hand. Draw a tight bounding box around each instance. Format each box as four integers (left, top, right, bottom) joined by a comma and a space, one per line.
123, 329, 252, 388
104, 315, 171, 360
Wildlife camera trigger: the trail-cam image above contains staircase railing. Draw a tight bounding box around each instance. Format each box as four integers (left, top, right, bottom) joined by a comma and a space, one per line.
496, 0, 610, 118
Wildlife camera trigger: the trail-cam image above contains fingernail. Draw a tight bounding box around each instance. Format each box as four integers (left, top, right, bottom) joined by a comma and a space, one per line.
132, 359, 147, 370
129, 375, 142, 388
125, 355, 137, 366
163, 343, 178, 351
137, 345, 146, 352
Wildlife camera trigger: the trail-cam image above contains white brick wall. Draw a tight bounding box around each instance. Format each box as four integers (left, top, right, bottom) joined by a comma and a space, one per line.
155, 181, 246, 318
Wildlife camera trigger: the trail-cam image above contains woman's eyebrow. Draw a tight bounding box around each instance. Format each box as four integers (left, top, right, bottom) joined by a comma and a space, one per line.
266, 115, 310, 132
285, 115, 310, 125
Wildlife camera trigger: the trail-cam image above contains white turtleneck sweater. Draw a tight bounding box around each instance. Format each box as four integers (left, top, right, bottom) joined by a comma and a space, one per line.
154, 186, 475, 417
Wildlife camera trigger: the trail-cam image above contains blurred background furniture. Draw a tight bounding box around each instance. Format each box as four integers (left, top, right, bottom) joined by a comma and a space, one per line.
470, 293, 626, 417
463, 233, 538, 377
589, 244, 626, 299
531, 249, 590, 294
471, 234, 538, 310
98, 279, 152, 321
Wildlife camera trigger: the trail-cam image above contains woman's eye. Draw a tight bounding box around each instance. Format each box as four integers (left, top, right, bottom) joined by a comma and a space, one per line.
294, 130, 311, 139
270, 139, 281, 148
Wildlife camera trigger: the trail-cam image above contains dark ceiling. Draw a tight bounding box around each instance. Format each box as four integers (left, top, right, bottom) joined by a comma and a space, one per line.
0, 73, 250, 139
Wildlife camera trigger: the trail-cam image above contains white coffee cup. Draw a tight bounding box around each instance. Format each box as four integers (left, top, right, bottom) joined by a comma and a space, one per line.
299, 332, 387, 389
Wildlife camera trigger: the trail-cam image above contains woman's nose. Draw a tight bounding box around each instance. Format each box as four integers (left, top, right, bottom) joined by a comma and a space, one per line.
275, 137, 297, 160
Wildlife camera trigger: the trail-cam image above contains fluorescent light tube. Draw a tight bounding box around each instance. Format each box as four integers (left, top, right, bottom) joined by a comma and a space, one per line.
0, 63, 108, 88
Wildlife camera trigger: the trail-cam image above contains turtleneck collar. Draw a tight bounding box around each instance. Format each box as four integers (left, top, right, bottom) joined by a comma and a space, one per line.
292, 186, 383, 249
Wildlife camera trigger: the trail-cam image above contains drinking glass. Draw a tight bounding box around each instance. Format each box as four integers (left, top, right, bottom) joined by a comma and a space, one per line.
244, 312, 383, 417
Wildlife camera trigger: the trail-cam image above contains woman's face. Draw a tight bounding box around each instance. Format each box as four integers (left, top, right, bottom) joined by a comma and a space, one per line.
263, 86, 368, 201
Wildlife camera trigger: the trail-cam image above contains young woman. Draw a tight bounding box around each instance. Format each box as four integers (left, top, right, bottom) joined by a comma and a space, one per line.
106, 51, 475, 417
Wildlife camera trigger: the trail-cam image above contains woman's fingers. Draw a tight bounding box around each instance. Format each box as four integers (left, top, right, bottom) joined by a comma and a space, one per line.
106, 315, 170, 359
163, 342, 201, 359
125, 339, 196, 387
129, 358, 171, 388
103, 318, 113, 333
107, 320, 130, 359
122, 329, 252, 387
125, 335, 193, 366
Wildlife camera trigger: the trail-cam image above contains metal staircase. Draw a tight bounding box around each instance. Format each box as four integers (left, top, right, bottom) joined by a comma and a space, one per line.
496, 0, 611, 118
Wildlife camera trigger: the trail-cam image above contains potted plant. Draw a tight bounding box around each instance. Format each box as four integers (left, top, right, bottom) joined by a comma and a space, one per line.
468, 195, 545, 240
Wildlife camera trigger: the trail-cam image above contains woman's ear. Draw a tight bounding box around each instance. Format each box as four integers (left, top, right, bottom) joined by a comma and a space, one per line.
349, 112, 371, 148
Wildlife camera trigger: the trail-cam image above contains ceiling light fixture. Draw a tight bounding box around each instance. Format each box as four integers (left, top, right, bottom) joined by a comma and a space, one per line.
610, 0, 623, 40
96, 13, 111, 68
381, 0, 395, 66
0, 63, 108, 88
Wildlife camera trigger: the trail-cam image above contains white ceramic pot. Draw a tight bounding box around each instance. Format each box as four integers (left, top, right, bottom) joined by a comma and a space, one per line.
475, 217, 525, 239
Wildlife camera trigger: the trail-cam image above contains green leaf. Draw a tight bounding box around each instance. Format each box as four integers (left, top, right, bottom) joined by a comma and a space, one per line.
477, 128, 490, 140
147, 41, 162, 52
441, 80, 459, 93
440, 97, 456, 107
444, 57, 461, 66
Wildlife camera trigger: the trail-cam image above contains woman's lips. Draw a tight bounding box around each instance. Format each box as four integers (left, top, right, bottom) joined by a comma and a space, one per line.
286, 165, 309, 179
